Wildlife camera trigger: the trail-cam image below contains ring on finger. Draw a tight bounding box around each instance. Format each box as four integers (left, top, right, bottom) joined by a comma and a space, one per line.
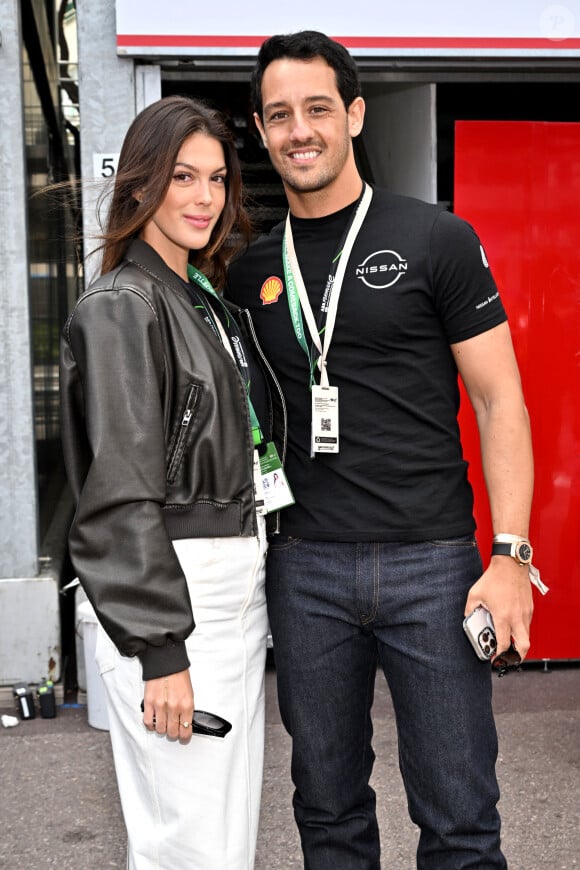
181, 720, 191, 728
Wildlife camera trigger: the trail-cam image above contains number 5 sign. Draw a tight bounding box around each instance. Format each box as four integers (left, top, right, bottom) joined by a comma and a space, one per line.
93, 153, 120, 178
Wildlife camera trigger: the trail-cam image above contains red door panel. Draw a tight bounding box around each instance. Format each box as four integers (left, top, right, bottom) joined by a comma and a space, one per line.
454, 121, 580, 660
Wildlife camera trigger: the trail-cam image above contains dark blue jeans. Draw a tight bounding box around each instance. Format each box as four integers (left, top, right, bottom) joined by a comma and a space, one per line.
266, 536, 506, 870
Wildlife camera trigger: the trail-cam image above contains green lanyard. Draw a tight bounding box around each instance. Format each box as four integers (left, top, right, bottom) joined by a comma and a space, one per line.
281, 244, 318, 387
187, 264, 264, 447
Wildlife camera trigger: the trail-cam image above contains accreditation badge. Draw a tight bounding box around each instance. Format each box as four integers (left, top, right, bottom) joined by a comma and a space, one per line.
259, 442, 295, 513
311, 385, 339, 455
253, 449, 267, 515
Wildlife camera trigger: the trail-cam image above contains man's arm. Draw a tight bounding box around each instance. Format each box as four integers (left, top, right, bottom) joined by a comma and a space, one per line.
451, 320, 534, 658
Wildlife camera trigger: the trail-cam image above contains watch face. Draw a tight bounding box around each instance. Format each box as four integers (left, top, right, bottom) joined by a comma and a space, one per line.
516, 542, 532, 563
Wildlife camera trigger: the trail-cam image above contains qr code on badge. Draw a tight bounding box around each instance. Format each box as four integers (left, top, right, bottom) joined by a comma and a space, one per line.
321, 418, 331, 431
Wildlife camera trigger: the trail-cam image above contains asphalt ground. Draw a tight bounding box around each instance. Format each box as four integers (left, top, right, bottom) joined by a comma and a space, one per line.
1, 660, 579, 869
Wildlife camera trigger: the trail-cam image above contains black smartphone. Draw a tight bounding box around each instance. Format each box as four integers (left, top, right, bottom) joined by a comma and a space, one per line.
139, 700, 232, 737
190, 710, 232, 738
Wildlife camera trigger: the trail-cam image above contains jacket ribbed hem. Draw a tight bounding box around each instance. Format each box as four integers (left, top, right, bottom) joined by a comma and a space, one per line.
138, 640, 191, 681
162, 500, 248, 540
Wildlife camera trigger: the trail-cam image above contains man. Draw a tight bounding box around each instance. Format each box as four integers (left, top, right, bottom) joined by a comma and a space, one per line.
227, 31, 536, 869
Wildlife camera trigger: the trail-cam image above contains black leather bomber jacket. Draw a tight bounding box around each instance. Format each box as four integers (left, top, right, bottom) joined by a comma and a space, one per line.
60, 239, 286, 680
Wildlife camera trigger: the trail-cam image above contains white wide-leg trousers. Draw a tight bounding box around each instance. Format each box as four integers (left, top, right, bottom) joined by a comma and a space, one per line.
95, 519, 268, 870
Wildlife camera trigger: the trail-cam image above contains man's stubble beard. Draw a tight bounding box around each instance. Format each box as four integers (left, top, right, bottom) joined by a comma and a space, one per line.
272, 129, 351, 197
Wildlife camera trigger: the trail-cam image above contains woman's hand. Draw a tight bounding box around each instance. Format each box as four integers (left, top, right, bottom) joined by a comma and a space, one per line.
142, 669, 194, 741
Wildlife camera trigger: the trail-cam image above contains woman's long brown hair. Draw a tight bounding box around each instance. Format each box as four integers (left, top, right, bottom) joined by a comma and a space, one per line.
98, 95, 251, 289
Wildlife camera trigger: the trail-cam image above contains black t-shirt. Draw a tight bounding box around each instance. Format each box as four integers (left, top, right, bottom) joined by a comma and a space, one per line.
227, 187, 507, 542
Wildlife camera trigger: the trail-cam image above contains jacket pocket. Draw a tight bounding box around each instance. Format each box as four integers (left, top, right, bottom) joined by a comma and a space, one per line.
167, 384, 201, 485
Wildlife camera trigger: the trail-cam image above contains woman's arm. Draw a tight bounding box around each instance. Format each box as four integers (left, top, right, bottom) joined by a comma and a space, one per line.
61, 286, 194, 680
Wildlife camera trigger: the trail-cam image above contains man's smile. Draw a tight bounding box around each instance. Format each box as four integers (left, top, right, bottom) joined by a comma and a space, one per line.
287, 148, 321, 162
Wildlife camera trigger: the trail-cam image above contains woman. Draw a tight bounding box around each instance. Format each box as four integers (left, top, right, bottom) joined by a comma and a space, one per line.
60, 96, 287, 869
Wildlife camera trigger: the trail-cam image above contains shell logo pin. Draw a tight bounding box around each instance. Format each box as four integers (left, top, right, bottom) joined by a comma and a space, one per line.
260, 276, 283, 305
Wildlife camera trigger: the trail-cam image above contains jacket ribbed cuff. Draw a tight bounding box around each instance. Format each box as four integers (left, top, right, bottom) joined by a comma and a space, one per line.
138, 640, 190, 681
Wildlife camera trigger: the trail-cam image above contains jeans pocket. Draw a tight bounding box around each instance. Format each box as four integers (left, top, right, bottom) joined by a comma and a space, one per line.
267, 535, 303, 552
94, 624, 118, 675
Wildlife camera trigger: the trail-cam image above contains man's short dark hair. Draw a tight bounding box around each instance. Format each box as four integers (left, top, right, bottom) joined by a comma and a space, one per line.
251, 30, 362, 120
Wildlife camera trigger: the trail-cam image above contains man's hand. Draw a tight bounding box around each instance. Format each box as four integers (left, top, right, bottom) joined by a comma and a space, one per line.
465, 558, 534, 659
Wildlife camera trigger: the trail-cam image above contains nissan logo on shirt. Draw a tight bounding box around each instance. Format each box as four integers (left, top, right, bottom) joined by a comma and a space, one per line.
355, 250, 408, 289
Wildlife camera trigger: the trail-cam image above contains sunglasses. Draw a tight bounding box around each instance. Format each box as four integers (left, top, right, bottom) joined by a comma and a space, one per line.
140, 700, 232, 737
492, 643, 522, 677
